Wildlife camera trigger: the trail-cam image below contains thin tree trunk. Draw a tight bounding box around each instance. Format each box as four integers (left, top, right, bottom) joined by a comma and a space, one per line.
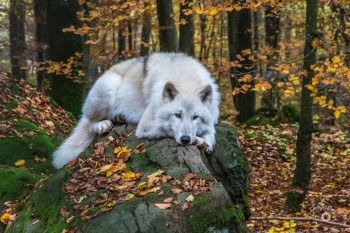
227, 7, 256, 123
118, 20, 127, 60
199, 15, 206, 60
156, 0, 178, 52
285, 0, 317, 212
179, 0, 194, 56
262, 6, 280, 109
82, 1, 98, 100
9, 0, 26, 80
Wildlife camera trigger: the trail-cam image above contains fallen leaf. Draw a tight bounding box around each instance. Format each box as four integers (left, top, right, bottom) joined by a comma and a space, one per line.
171, 188, 182, 194
164, 197, 173, 203
15, 159, 25, 167
155, 203, 172, 209
66, 216, 75, 224
186, 194, 194, 202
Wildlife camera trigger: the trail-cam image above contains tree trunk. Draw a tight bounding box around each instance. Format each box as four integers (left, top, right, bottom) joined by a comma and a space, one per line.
34, 0, 49, 92
285, 0, 317, 212
227, 7, 256, 123
82, 1, 98, 100
118, 20, 127, 60
9, 0, 26, 80
156, 0, 178, 52
140, 2, 152, 56
47, 0, 83, 118
179, 0, 194, 56
262, 6, 280, 110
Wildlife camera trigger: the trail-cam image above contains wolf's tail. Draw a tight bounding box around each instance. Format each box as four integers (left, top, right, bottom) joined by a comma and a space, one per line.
52, 117, 95, 169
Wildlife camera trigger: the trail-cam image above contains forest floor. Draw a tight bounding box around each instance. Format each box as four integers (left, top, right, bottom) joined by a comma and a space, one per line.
1, 72, 350, 232
240, 123, 350, 232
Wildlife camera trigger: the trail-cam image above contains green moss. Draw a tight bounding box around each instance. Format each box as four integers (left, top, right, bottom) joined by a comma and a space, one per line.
0, 119, 60, 174
281, 104, 300, 123
188, 207, 246, 233
0, 167, 38, 201
7, 169, 77, 233
244, 115, 268, 127
192, 195, 212, 206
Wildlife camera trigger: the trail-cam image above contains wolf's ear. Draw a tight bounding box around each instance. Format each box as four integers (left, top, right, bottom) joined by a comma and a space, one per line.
163, 82, 178, 101
199, 84, 213, 103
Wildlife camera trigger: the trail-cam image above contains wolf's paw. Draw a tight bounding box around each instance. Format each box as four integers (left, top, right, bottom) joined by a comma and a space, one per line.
91, 120, 113, 134
195, 137, 213, 153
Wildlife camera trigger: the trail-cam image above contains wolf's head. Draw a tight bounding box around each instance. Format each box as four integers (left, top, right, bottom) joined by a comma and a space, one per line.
156, 82, 214, 145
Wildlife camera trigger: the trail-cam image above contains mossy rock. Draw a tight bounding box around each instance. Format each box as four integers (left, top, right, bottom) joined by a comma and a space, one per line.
0, 119, 59, 174
281, 104, 300, 123
9, 122, 251, 233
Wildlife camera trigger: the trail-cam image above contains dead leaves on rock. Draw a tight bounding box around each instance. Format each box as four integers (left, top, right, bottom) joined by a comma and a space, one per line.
63, 135, 214, 227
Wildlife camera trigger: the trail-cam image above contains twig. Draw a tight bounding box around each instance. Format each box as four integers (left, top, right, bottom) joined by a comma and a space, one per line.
250, 216, 350, 227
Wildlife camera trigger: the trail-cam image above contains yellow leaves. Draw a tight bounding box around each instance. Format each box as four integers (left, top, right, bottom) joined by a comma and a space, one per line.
209, 7, 218, 16
114, 146, 131, 157
334, 106, 347, 119
147, 170, 164, 178
311, 37, 319, 48
331, 55, 341, 64
306, 84, 318, 94
238, 74, 253, 83
15, 159, 25, 167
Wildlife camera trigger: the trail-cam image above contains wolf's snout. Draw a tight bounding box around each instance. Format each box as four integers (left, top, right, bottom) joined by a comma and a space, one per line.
180, 135, 191, 144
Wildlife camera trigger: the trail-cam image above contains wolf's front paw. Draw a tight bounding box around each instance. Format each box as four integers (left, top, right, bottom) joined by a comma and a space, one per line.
195, 136, 213, 153
91, 120, 113, 134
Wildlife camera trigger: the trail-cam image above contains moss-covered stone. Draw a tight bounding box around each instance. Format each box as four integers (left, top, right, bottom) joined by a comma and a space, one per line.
9, 122, 250, 232
0, 119, 59, 174
0, 167, 38, 201
7, 169, 75, 233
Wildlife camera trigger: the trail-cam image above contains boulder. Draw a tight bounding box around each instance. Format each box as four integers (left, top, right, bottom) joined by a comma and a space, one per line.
8, 122, 251, 233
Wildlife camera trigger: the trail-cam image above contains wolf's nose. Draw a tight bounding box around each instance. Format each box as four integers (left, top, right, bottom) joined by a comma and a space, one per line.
180, 135, 191, 144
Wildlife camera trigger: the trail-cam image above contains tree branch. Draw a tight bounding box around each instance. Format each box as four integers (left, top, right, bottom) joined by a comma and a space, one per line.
250, 216, 350, 227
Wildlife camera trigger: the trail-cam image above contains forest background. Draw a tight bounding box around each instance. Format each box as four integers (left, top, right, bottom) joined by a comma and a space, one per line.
0, 0, 350, 232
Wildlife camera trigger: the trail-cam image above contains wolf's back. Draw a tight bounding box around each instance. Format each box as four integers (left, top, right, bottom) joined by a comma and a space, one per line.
52, 117, 95, 168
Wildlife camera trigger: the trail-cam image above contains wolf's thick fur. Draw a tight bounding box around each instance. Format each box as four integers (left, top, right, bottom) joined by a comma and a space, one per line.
53, 53, 220, 168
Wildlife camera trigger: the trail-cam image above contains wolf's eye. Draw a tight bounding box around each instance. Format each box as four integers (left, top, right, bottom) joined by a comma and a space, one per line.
175, 113, 182, 118
192, 115, 198, 120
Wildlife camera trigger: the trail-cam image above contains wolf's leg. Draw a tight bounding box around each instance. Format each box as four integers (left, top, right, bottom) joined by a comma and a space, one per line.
195, 128, 215, 153
90, 120, 114, 134
135, 106, 157, 138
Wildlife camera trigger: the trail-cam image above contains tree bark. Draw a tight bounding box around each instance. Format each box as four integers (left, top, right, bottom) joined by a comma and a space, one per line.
34, 0, 49, 92
47, 0, 83, 118
118, 20, 127, 60
285, 0, 317, 212
262, 6, 280, 109
82, 1, 98, 100
156, 0, 178, 52
179, 0, 194, 56
227, 7, 256, 123
9, 0, 26, 80
140, 2, 152, 56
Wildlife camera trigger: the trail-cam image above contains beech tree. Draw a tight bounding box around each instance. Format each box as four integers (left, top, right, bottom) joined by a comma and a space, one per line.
285, 0, 318, 211
47, 0, 83, 117
9, 0, 26, 79
179, 0, 194, 56
227, 6, 256, 123
156, 0, 178, 52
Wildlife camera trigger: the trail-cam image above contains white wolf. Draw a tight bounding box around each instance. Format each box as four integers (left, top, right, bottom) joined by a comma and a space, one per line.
52, 53, 220, 168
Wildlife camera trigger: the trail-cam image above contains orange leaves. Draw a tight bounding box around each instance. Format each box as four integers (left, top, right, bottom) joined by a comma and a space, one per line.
1, 202, 16, 228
